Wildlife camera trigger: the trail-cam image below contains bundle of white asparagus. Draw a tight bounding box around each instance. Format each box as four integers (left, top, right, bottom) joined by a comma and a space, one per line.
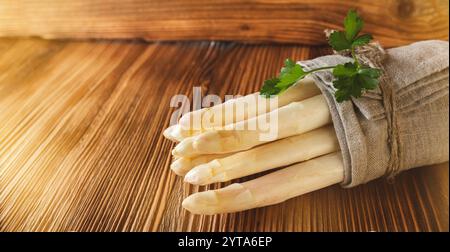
164, 78, 345, 214
164, 40, 449, 215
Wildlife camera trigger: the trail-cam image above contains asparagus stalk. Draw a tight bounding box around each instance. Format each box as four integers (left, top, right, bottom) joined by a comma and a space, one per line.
171, 153, 231, 176
184, 125, 339, 185
182, 152, 344, 215
163, 124, 203, 142
173, 94, 331, 157
178, 78, 320, 130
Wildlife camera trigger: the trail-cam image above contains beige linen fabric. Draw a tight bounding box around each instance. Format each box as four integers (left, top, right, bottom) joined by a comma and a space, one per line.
298, 40, 449, 187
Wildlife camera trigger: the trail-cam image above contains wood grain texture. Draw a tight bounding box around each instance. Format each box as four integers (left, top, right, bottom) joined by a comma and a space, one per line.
0, 38, 448, 231
0, 0, 448, 47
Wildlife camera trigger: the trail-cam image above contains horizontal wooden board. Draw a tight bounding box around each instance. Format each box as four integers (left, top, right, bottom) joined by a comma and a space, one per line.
0, 0, 448, 46
0, 38, 448, 231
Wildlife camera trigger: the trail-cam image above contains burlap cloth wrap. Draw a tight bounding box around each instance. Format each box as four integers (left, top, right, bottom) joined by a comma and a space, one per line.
298, 40, 449, 187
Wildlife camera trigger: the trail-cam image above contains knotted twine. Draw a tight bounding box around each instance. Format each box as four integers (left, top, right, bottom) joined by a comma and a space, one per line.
356, 43, 401, 180
298, 40, 449, 187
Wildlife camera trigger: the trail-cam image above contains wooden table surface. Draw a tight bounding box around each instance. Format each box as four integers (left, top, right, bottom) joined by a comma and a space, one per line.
1, 0, 448, 46
0, 38, 448, 232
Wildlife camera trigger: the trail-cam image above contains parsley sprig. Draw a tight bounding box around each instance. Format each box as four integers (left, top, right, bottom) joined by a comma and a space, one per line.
260, 10, 381, 102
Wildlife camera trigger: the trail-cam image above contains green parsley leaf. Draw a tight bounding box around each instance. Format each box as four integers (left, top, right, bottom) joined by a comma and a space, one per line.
329, 10, 371, 51
358, 67, 381, 89
333, 75, 362, 102
344, 9, 364, 41
332, 62, 357, 77
260, 9, 380, 103
281, 58, 296, 69
358, 67, 381, 78
358, 74, 379, 90
277, 59, 306, 88
332, 66, 381, 102
352, 34, 373, 47
334, 84, 354, 102
260, 59, 307, 97
329, 31, 352, 51
260, 77, 281, 97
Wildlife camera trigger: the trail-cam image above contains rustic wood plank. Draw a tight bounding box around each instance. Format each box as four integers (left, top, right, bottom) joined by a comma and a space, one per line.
0, 0, 448, 47
0, 38, 448, 231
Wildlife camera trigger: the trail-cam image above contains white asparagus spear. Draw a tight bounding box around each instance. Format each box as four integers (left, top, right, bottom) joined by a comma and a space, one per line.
184, 125, 339, 185
173, 94, 331, 157
182, 152, 344, 215
163, 124, 203, 142
171, 153, 231, 176
163, 125, 183, 142
178, 77, 320, 130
